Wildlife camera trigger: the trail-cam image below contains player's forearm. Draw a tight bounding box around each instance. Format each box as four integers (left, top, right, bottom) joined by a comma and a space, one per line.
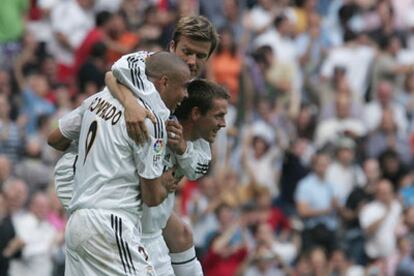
105, 71, 136, 107
140, 177, 168, 206
47, 128, 72, 151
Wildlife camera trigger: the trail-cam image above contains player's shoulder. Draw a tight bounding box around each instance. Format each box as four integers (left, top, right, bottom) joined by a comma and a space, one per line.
194, 138, 211, 152
118, 51, 153, 63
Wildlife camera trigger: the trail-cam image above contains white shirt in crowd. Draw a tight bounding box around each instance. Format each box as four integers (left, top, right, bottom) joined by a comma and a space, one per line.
320, 44, 375, 102
363, 101, 409, 135
315, 117, 367, 148
49, 0, 95, 65
325, 161, 366, 205
10, 213, 57, 276
359, 200, 402, 258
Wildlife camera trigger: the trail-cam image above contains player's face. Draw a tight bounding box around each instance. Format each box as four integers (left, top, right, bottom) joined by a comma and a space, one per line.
196, 98, 228, 143
165, 70, 191, 111
170, 36, 211, 77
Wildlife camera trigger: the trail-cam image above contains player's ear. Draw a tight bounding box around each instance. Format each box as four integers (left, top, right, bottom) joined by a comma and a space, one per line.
160, 75, 169, 88
168, 40, 176, 53
191, 106, 201, 121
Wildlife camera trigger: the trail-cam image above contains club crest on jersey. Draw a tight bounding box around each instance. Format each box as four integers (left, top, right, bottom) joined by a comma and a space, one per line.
153, 139, 163, 154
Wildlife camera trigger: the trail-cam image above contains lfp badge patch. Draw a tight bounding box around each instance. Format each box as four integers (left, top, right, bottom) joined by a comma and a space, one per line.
153, 139, 164, 166
153, 139, 163, 154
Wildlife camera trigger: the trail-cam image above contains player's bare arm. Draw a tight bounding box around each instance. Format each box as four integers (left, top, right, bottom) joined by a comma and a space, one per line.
47, 128, 72, 151
105, 71, 155, 144
140, 177, 172, 206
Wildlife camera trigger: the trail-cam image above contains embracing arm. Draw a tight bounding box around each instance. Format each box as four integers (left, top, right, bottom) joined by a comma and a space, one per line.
47, 128, 72, 151
140, 177, 169, 207
105, 71, 155, 144
47, 103, 86, 151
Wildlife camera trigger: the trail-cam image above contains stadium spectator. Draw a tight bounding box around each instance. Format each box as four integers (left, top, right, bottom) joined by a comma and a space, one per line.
0, 156, 13, 188
21, 73, 55, 135
14, 139, 53, 194
0, 193, 21, 276
0, 0, 29, 69
328, 248, 364, 275
365, 108, 412, 164
359, 179, 402, 259
49, 0, 96, 82
207, 27, 242, 104
0, 96, 25, 164
73, 10, 114, 74
9, 192, 58, 276
295, 152, 338, 253
187, 176, 220, 256
364, 80, 409, 135
315, 93, 366, 149
203, 203, 248, 276
326, 137, 366, 205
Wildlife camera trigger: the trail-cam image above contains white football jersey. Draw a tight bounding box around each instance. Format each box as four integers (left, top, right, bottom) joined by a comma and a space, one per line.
112, 51, 212, 233
54, 141, 77, 210
141, 139, 211, 233
65, 89, 167, 225
54, 104, 84, 211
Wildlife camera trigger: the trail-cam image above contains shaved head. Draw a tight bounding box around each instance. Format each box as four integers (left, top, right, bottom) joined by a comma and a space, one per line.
145, 51, 191, 111
145, 51, 190, 81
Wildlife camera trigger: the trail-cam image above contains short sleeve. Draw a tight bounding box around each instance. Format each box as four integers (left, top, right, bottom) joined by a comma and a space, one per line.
58, 94, 95, 140
111, 51, 154, 99
175, 139, 212, 180
131, 116, 167, 179
58, 106, 83, 140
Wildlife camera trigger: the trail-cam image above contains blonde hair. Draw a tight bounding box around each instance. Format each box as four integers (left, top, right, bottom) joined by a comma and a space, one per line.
172, 16, 219, 57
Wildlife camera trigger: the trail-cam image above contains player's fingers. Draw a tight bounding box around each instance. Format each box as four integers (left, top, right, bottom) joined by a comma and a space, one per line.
166, 125, 181, 135
128, 123, 141, 144
133, 123, 145, 144
168, 131, 179, 141
139, 121, 149, 141
146, 110, 156, 123
166, 120, 181, 128
126, 123, 136, 142
131, 124, 142, 144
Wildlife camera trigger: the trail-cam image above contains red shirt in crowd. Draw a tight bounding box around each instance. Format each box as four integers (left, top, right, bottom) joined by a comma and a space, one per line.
203, 246, 248, 276
74, 28, 104, 74
266, 207, 291, 232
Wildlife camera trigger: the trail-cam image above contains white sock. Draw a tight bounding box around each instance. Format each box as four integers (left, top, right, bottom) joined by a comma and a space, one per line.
170, 246, 203, 276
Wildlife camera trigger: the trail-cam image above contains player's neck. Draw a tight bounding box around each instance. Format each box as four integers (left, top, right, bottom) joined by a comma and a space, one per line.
180, 120, 197, 141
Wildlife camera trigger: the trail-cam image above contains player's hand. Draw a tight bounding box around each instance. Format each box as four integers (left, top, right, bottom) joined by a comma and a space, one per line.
162, 169, 180, 193
166, 120, 187, 155
124, 101, 156, 145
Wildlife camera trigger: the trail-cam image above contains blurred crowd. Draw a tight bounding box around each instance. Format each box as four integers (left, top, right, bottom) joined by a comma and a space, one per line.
1, 0, 414, 275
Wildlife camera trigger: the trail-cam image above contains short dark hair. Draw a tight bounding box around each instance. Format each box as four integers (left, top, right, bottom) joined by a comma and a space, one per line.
95, 11, 112, 27
171, 16, 219, 58
90, 42, 107, 58
174, 79, 230, 120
